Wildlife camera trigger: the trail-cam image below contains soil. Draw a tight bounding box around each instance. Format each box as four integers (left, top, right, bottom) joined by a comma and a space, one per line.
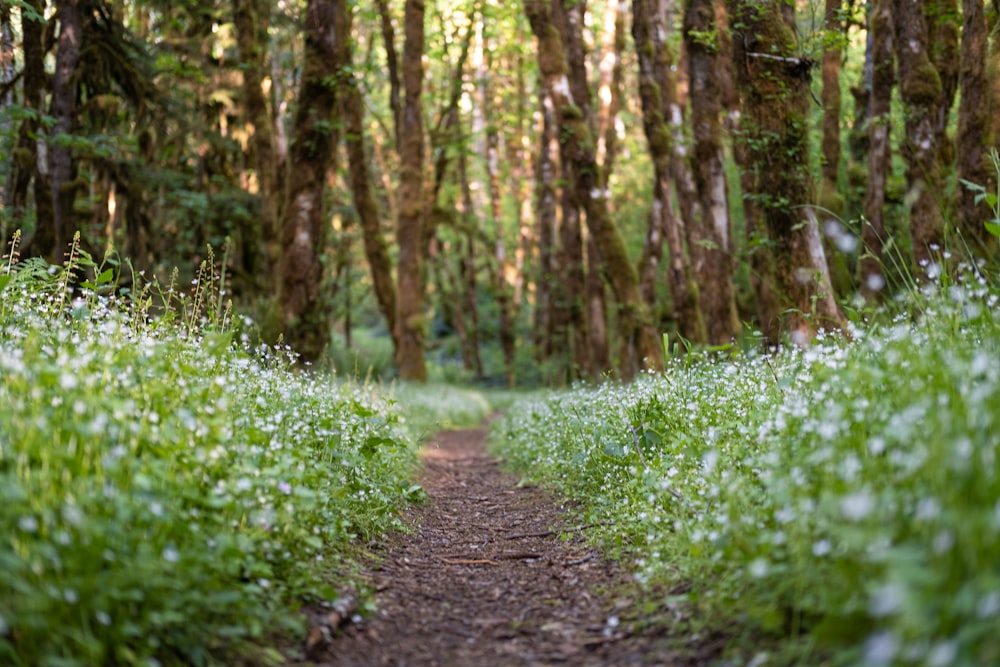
294, 427, 723, 666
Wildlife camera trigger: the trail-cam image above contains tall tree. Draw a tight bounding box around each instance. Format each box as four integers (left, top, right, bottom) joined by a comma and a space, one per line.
526, 0, 664, 378
394, 0, 428, 381
958, 0, 997, 255
728, 0, 844, 343
861, 0, 893, 301
633, 0, 707, 345
684, 0, 741, 345
277, 0, 348, 362
49, 0, 85, 262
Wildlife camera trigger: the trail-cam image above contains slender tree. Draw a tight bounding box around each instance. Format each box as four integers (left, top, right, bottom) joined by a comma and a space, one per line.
395, 0, 428, 381
728, 0, 844, 343
861, 0, 894, 301
277, 0, 348, 362
684, 0, 741, 345
958, 0, 996, 255
526, 0, 664, 378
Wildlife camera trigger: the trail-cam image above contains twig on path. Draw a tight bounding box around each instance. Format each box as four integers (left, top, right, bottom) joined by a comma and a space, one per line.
504, 522, 611, 541
440, 558, 499, 566
564, 553, 596, 566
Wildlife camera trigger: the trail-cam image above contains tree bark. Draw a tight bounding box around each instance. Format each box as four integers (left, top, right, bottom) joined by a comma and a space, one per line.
394, 0, 428, 381
527, 0, 664, 378
892, 0, 949, 268
277, 0, 347, 362
376, 0, 403, 153
861, 0, 894, 301
49, 0, 85, 262
534, 88, 559, 365
729, 0, 845, 343
684, 0, 741, 345
343, 52, 398, 352
633, 0, 706, 347
233, 0, 281, 281
958, 0, 996, 256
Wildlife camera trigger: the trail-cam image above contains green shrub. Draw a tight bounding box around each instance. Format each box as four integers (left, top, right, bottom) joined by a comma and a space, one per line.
0, 249, 421, 666
494, 269, 1000, 666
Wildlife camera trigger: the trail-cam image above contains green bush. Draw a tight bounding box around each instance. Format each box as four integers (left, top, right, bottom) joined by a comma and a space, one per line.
0, 250, 421, 666
493, 270, 1000, 666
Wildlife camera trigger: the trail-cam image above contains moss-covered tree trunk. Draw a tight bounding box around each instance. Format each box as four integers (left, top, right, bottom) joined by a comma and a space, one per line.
342, 36, 398, 353
277, 0, 346, 362
526, 0, 663, 379
233, 0, 281, 283
633, 0, 706, 347
49, 0, 84, 262
684, 0, 740, 345
729, 0, 844, 343
958, 0, 996, 256
892, 0, 952, 268
394, 0, 428, 382
861, 0, 894, 301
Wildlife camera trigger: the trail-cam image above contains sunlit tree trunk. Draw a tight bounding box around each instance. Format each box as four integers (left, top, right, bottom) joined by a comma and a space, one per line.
634, 0, 706, 346
527, 0, 664, 378
892, 0, 952, 268
861, 0, 894, 301
729, 0, 844, 343
958, 0, 996, 256
684, 0, 740, 345
343, 50, 398, 352
233, 0, 281, 281
277, 0, 347, 362
49, 0, 84, 262
394, 0, 428, 381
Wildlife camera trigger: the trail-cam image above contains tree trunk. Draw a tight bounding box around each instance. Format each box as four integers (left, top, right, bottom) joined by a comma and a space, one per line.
376, 0, 403, 153
527, 0, 664, 379
892, 0, 949, 268
342, 55, 398, 352
957, 0, 996, 256
277, 0, 347, 362
233, 0, 281, 282
394, 0, 428, 382
729, 0, 845, 343
861, 0, 894, 301
684, 0, 741, 345
633, 0, 706, 347
534, 88, 559, 365
49, 0, 84, 262
458, 147, 485, 379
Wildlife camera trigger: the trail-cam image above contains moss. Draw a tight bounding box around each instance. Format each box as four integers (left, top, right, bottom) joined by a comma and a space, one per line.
901, 59, 943, 105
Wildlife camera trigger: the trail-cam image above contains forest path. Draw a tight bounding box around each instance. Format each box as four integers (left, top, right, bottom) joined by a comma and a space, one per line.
297, 427, 712, 667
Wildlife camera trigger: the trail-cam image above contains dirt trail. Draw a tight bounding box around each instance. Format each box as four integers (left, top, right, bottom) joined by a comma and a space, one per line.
300, 428, 699, 666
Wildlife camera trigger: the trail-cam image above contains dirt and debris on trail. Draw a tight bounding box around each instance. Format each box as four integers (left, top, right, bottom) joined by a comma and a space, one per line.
295, 428, 723, 667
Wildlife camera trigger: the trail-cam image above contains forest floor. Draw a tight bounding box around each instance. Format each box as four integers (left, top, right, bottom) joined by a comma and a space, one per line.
291, 427, 727, 667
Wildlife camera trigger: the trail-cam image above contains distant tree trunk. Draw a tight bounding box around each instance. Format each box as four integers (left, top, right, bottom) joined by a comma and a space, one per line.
633, 0, 707, 346
343, 54, 398, 351
729, 0, 845, 343
527, 0, 664, 378
510, 38, 535, 309
892, 0, 949, 268
233, 0, 281, 281
0, 4, 11, 228
458, 147, 485, 378
277, 0, 347, 362
376, 0, 402, 152
957, 0, 996, 256
684, 0, 740, 345
10, 0, 52, 250
49, 0, 84, 262
394, 0, 428, 381
861, 0, 894, 301
534, 88, 559, 364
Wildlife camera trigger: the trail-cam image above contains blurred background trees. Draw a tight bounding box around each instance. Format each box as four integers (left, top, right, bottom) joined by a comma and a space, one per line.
1, 0, 998, 384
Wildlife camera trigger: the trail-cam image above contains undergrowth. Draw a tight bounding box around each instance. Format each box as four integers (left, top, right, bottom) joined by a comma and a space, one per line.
0, 238, 459, 666
493, 265, 1000, 666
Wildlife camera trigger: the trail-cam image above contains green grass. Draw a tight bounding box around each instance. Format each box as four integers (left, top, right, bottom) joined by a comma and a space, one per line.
492, 268, 1000, 666
0, 247, 438, 666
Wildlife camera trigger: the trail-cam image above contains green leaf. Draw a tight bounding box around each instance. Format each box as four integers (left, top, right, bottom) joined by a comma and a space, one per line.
985, 221, 1000, 239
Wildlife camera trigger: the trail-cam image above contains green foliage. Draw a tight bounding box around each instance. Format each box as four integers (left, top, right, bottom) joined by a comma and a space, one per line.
493, 270, 1000, 665
0, 247, 422, 666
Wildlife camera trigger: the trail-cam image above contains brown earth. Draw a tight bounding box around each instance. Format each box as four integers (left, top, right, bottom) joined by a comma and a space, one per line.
294, 428, 723, 667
